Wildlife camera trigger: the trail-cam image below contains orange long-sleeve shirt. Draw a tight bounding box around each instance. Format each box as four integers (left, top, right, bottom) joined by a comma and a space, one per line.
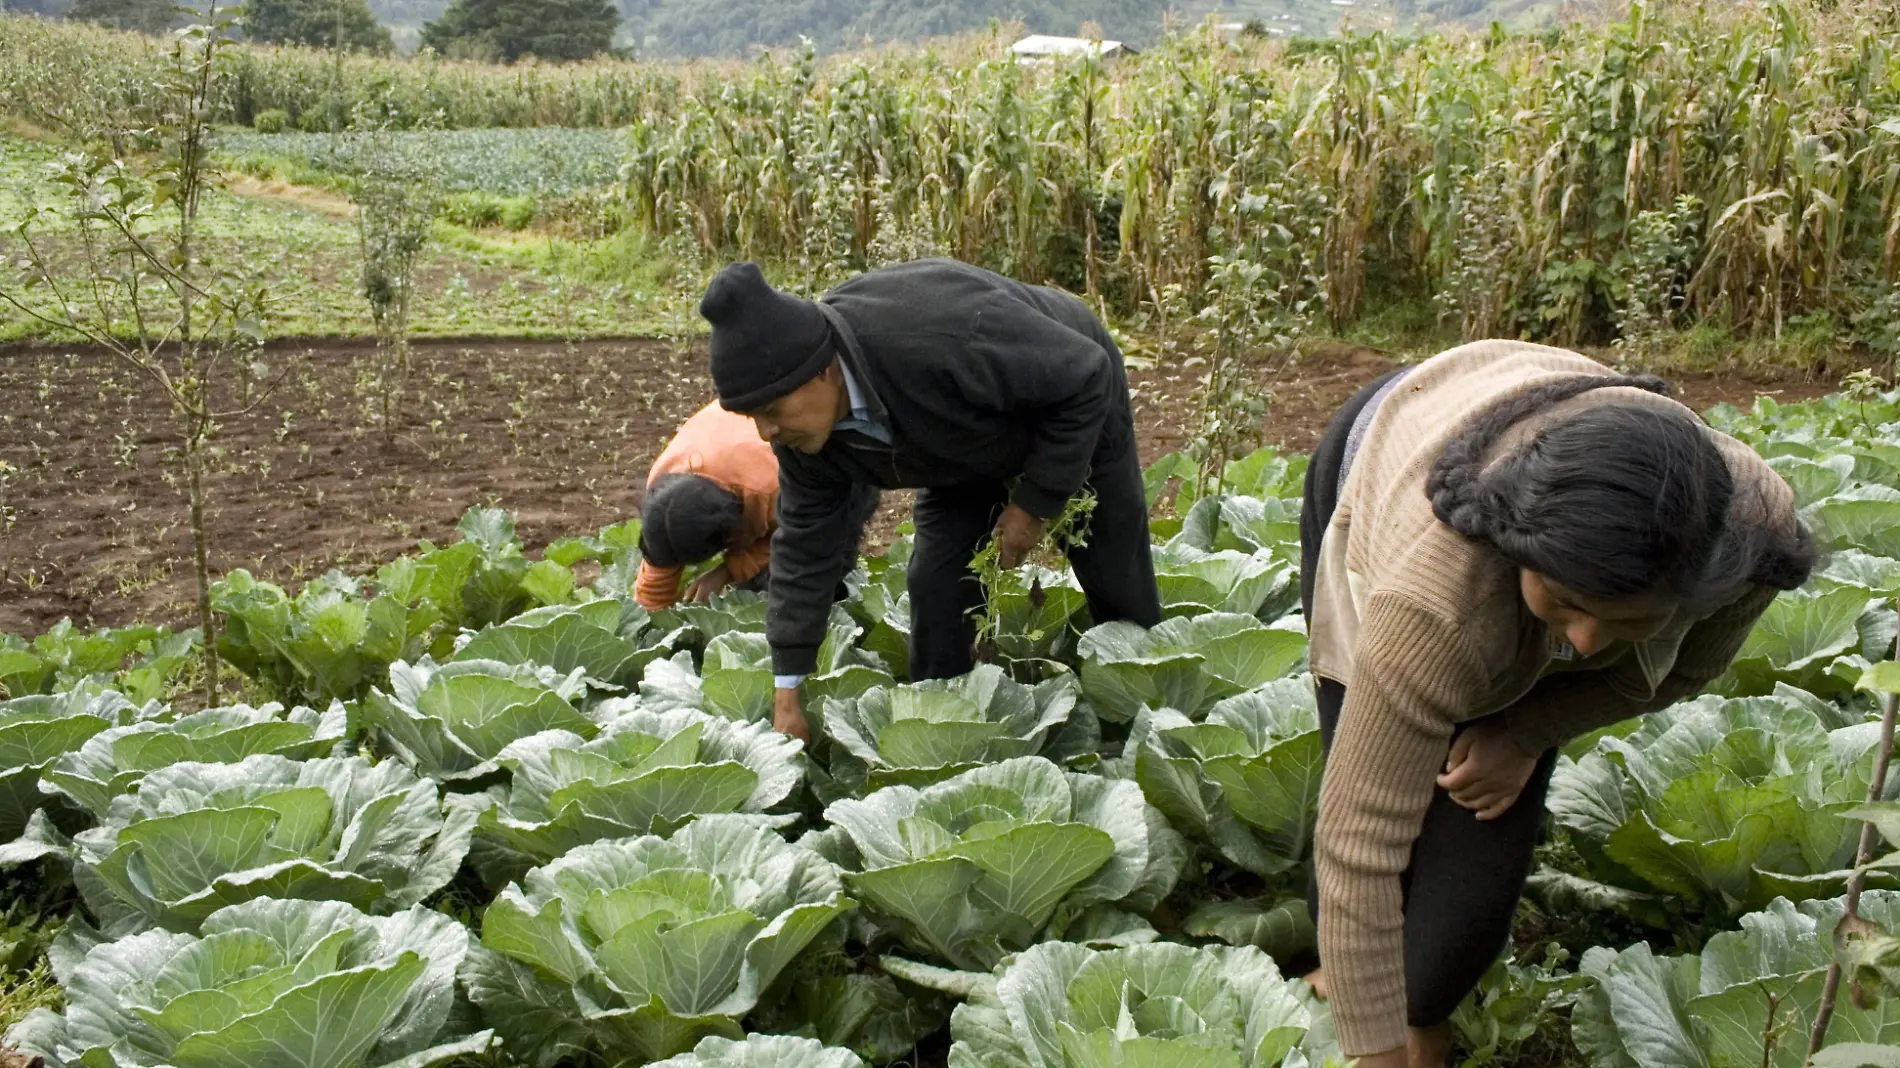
634, 401, 779, 612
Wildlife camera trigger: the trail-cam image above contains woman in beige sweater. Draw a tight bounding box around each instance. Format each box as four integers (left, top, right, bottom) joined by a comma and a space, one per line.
1297, 341, 1814, 1067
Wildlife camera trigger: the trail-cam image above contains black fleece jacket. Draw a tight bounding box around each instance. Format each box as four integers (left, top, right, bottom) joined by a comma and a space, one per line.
770, 258, 1135, 676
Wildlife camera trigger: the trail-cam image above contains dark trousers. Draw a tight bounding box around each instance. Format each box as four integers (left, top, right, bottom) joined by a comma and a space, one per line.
907, 435, 1162, 680
1300, 370, 1559, 1029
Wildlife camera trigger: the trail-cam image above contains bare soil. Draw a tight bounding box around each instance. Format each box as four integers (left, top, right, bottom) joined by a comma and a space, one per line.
0, 335, 1838, 637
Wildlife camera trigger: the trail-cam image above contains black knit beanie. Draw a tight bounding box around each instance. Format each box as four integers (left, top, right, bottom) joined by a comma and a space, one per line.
701, 262, 834, 412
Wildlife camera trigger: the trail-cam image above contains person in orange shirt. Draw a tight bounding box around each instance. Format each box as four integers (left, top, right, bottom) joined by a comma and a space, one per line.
634, 401, 783, 611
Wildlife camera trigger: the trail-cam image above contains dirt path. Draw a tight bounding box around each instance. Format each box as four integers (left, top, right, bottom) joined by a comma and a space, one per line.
0, 335, 1837, 636
220, 174, 359, 219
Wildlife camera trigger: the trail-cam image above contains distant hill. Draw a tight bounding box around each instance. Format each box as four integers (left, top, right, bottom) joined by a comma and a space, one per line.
283, 0, 1595, 56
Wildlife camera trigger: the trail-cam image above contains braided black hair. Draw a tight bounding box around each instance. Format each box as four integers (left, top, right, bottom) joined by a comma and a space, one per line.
1426, 374, 1814, 606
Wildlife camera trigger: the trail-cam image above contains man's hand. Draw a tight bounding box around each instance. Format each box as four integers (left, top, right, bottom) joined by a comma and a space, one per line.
995, 503, 1048, 569
685, 564, 735, 603
773, 687, 811, 744
1437, 719, 1540, 821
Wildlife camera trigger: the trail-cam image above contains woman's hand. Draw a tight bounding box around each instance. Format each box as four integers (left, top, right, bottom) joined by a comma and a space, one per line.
1437, 719, 1539, 821
685, 563, 735, 603
1354, 1048, 1409, 1068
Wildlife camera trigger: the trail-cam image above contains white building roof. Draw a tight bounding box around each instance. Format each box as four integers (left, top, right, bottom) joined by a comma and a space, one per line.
1009, 34, 1136, 59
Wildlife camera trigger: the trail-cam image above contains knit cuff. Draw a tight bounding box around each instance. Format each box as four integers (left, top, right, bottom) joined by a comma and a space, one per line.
771, 643, 820, 677
1502, 705, 1567, 758
1325, 974, 1409, 1057
1010, 481, 1072, 522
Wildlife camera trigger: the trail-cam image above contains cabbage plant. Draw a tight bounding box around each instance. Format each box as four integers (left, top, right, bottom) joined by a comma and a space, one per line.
1713, 584, 1893, 699
452, 601, 672, 690
361, 657, 595, 782
1078, 614, 1306, 723
639, 611, 889, 722
0, 621, 196, 703
1151, 543, 1293, 618
817, 666, 1085, 795
653, 1035, 867, 1068
463, 814, 854, 1066
469, 704, 804, 884
7, 897, 491, 1068
45, 701, 348, 819
1132, 679, 1324, 876
75, 754, 474, 934
1574, 893, 1900, 1068
821, 757, 1185, 971
0, 688, 143, 864
1548, 692, 1890, 919
931, 940, 1339, 1068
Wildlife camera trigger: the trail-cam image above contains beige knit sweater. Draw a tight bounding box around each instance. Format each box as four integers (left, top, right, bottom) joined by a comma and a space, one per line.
1306, 341, 1796, 1055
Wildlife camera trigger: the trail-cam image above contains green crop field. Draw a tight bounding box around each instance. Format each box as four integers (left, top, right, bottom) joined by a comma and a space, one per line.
1, 2, 1899, 1066
218, 128, 630, 197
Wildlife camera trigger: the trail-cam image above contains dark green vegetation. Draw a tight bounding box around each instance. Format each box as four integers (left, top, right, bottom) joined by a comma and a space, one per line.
1, 1, 1899, 1064
4, 2, 1897, 373
421, 0, 620, 62
247, 0, 394, 52
1, 389, 1900, 1066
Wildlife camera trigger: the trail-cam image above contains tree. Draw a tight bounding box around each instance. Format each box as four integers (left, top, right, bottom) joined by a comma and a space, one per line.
421, 0, 619, 62
68, 0, 178, 33
1, 0, 74, 16
1, 4, 276, 706
246, 0, 395, 51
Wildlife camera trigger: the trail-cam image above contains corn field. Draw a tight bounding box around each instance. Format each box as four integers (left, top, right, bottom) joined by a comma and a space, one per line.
618, 0, 1900, 346
0, 14, 685, 132
4, 1, 1899, 348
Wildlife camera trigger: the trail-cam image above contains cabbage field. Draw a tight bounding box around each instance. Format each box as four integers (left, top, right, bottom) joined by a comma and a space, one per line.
0, 383, 1898, 1068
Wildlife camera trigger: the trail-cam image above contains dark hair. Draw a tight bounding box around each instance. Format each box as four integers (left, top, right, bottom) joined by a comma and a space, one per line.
639, 474, 744, 569
1427, 374, 1815, 607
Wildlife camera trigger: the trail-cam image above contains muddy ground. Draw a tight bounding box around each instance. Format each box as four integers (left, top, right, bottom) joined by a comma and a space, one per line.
0, 335, 1839, 636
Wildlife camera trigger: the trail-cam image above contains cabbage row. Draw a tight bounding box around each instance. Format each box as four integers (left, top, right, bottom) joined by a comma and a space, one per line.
0, 389, 1897, 1068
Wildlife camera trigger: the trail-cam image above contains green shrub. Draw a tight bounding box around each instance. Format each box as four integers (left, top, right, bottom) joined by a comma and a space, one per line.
251, 108, 289, 133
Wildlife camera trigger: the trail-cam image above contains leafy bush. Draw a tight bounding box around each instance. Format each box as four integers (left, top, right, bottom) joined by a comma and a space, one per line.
1548, 691, 1890, 921
45, 701, 349, 819
380, 507, 579, 631
0, 621, 197, 704
922, 940, 1340, 1068
8, 897, 491, 1068
213, 569, 440, 706
215, 507, 589, 706
463, 814, 853, 1065
815, 665, 1092, 798
1078, 613, 1306, 723
72, 754, 474, 934
819, 757, 1185, 971
361, 657, 595, 783
1131, 678, 1324, 877
252, 107, 289, 133
469, 704, 805, 885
